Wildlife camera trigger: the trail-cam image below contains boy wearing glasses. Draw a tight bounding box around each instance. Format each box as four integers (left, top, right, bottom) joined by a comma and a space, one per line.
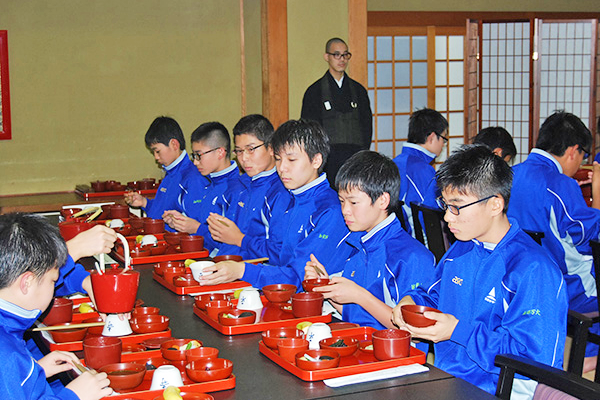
508, 111, 600, 369
125, 116, 199, 221
393, 108, 448, 236
198, 119, 347, 288
301, 37, 372, 187
304, 151, 435, 330
163, 122, 242, 237
205, 114, 290, 258
392, 145, 567, 399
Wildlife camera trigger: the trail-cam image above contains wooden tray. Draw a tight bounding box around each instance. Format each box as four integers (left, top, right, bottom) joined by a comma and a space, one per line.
75, 185, 157, 200
153, 272, 251, 295
110, 248, 209, 265
48, 328, 172, 352
259, 326, 426, 381
96, 350, 236, 399
193, 303, 332, 335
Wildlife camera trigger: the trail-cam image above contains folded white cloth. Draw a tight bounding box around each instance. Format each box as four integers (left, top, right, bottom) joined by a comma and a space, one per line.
323, 363, 429, 388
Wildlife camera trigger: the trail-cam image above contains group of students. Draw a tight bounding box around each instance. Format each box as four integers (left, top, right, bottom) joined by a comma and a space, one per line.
0, 107, 598, 400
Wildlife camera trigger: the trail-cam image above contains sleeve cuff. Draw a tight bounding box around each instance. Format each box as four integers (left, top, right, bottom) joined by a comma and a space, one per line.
241, 262, 260, 287
450, 318, 473, 346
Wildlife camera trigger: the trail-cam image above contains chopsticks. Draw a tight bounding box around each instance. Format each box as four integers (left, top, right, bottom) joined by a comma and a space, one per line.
31, 321, 106, 332
312, 264, 326, 277
241, 257, 269, 264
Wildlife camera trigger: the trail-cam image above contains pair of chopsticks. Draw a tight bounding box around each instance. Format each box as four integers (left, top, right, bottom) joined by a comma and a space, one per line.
31, 321, 106, 332
241, 257, 269, 264
71, 206, 102, 223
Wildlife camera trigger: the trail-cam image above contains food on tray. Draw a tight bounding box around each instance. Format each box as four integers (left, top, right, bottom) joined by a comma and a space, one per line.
329, 339, 347, 348
184, 258, 196, 267
78, 303, 94, 313
222, 311, 254, 319
106, 219, 125, 228
167, 339, 202, 351
107, 369, 140, 376
135, 235, 144, 244
141, 235, 158, 246
162, 386, 183, 400
296, 321, 313, 334
364, 344, 373, 350
299, 353, 335, 362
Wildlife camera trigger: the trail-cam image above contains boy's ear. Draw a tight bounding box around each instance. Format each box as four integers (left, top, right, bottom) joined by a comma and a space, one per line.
311, 153, 323, 170
489, 194, 505, 217
376, 192, 391, 210
19, 272, 35, 295
425, 132, 437, 144
169, 138, 181, 151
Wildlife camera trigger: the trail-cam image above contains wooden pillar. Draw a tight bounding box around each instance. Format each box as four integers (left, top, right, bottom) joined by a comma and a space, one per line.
261, 0, 288, 128
348, 0, 367, 87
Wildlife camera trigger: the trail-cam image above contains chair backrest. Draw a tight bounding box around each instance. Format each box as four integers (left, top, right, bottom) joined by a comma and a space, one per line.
495, 354, 600, 400
590, 240, 600, 314
523, 230, 544, 245
394, 200, 409, 232
410, 202, 455, 263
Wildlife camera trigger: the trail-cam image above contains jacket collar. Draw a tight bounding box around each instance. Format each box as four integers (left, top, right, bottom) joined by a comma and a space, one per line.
291, 173, 328, 196
402, 142, 437, 160
209, 161, 238, 179
164, 151, 188, 172
529, 148, 563, 174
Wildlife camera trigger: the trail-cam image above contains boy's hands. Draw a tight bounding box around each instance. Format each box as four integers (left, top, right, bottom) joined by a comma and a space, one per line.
304, 254, 329, 280
67, 225, 117, 261
124, 191, 147, 208
66, 370, 112, 400
391, 297, 458, 343
37, 351, 81, 378
162, 210, 200, 234
198, 261, 245, 285
207, 213, 244, 247
312, 277, 363, 304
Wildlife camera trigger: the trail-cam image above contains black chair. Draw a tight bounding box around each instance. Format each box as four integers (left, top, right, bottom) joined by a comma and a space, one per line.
410, 202, 456, 263
566, 240, 600, 382
523, 230, 544, 245
394, 200, 409, 232
495, 354, 600, 399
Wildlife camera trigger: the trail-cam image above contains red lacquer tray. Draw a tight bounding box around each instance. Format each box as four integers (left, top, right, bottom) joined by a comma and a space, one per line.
75, 186, 157, 200
259, 326, 426, 381
193, 302, 332, 335
111, 248, 209, 265
153, 272, 251, 295
94, 350, 236, 399
48, 328, 173, 352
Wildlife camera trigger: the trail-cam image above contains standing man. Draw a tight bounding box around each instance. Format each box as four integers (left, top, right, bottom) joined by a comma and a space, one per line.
301, 37, 372, 186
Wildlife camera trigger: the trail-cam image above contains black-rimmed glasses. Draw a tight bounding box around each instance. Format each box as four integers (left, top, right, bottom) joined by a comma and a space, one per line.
327, 52, 352, 60
233, 143, 265, 157
190, 147, 220, 162
437, 133, 449, 143
436, 195, 497, 215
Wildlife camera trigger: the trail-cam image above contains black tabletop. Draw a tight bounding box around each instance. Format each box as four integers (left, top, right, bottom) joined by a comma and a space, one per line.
133, 265, 498, 400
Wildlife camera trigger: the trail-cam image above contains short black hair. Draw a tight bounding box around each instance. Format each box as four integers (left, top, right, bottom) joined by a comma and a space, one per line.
325, 37, 347, 53
473, 126, 517, 160
408, 108, 449, 144
436, 144, 513, 213
0, 213, 67, 289
536, 111, 592, 157
336, 150, 400, 214
233, 114, 275, 144
144, 116, 186, 150
191, 121, 231, 156
271, 119, 330, 174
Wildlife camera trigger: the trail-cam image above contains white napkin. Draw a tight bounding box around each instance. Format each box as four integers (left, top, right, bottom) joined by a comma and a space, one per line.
323, 363, 429, 387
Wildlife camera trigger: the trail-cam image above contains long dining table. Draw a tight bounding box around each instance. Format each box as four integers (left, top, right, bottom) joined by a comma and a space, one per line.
128, 264, 498, 400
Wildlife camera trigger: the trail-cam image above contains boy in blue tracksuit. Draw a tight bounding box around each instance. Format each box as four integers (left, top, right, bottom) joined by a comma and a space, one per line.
125, 116, 199, 225
508, 111, 600, 366
198, 119, 347, 289
0, 214, 112, 400
392, 145, 568, 400
393, 108, 448, 236
304, 151, 435, 330
163, 122, 243, 250
206, 115, 290, 260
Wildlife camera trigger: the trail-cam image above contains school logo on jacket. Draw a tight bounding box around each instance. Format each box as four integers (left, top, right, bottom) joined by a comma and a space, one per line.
485, 287, 496, 304
160, 187, 167, 193
452, 276, 463, 286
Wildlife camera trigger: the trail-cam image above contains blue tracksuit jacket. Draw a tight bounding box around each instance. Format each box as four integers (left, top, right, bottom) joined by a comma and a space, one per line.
337, 214, 436, 329
0, 299, 79, 400
214, 167, 290, 259
508, 149, 600, 314
241, 174, 347, 288
178, 161, 243, 250
393, 143, 439, 235
408, 221, 567, 397
143, 151, 199, 222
